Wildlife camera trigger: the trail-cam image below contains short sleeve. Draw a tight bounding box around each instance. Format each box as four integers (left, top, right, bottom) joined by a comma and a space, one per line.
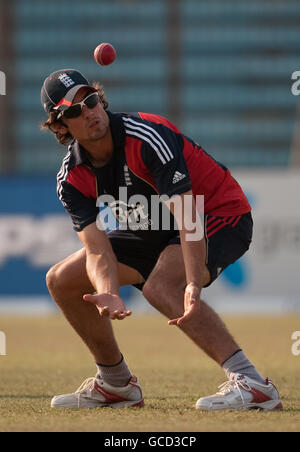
59, 181, 99, 232
140, 126, 192, 198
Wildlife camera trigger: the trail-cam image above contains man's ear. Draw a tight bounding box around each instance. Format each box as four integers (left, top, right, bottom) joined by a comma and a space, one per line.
50, 121, 68, 134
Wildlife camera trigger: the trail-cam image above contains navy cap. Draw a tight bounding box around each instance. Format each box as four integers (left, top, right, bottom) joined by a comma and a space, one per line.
41, 69, 96, 114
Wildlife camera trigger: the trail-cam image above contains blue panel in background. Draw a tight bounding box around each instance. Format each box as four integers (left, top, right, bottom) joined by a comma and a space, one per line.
0, 177, 133, 300
0, 176, 63, 214
0, 258, 48, 295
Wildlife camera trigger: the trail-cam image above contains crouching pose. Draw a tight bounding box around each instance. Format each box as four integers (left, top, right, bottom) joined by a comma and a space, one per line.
41, 69, 282, 411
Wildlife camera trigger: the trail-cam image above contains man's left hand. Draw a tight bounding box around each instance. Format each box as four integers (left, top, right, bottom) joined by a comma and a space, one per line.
168, 283, 201, 326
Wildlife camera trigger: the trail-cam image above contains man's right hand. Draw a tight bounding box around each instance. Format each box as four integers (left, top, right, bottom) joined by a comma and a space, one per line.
83, 293, 132, 320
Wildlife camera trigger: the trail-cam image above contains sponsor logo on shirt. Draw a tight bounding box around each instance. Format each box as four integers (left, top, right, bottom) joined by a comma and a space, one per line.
172, 171, 186, 184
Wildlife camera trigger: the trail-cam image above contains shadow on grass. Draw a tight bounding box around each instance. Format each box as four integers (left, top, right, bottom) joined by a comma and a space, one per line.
0, 394, 51, 399
281, 407, 300, 413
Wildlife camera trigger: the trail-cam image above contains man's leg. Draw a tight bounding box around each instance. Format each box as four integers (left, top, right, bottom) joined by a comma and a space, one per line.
142, 245, 282, 411
144, 243, 269, 384
142, 244, 239, 364
47, 248, 145, 408
46, 247, 143, 365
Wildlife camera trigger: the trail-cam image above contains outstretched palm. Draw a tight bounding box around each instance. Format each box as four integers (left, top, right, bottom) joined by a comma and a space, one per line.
83, 293, 132, 320
168, 283, 201, 326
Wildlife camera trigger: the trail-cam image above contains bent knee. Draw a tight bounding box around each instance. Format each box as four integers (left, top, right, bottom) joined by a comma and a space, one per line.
143, 278, 184, 306
143, 281, 165, 312
46, 249, 90, 296
46, 262, 65, 294
46, 259, 79, 295
142, 280, 154, 303
142, 278, 165, 301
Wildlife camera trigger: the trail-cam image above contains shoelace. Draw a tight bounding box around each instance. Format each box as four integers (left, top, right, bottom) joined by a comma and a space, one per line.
75, 377, 97, 408
217, 376, 252, 407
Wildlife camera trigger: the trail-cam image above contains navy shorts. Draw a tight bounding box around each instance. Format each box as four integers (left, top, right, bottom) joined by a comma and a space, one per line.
108, 212, 253, 290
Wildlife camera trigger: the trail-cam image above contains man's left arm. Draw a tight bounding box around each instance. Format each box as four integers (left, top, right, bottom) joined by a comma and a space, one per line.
139, 122, 207, 323
164, 190, 207, 326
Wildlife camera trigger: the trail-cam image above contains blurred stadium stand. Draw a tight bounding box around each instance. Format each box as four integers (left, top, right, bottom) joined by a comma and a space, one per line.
0, 0, 300, 311
2, 0, 300, 172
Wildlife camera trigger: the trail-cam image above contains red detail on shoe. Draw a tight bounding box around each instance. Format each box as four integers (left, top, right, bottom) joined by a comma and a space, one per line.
133, 400, 145, 408
249, 388, 272, 404
268, 378, 280, 394
128, 377, 143, 400
94, 383, 129, 404
274, 402, 283, 410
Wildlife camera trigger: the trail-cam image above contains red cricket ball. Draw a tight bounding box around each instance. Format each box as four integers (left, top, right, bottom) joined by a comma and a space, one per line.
94, 43, 116, 66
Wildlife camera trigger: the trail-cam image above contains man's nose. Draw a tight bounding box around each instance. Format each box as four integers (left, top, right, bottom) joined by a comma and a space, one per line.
82, 104, 92, 118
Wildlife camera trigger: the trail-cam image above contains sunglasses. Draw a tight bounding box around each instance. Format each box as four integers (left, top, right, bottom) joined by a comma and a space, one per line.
57, 92, 100, 119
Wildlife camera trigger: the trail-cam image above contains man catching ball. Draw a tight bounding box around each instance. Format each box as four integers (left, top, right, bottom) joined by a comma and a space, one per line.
41, 68, 282, 411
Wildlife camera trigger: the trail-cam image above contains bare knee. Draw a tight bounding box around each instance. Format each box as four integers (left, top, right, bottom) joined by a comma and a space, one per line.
143, 282, 165, 314
46, 259, 84, 296
46, 249, 92, 297
143, 278, 184, 316
46, 262, 67, 296
142, 280, 157, 306
142, 278, 167, 305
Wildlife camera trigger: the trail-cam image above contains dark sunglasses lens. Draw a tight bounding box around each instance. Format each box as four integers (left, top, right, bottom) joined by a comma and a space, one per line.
63, 105, 82, 119
85, 94, 99, 108
62, 94, 99, 119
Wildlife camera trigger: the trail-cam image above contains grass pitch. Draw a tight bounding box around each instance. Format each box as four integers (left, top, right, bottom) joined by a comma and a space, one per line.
0, 313, 299, 432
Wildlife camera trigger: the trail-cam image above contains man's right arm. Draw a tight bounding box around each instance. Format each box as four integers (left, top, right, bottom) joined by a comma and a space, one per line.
78, 222, 120, 295
59, 176, 131, 320
78, 222, 132, 320
59, 174, 119, 294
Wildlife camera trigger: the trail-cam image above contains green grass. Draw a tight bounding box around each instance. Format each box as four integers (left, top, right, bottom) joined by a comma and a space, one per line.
0, 314, 299, 432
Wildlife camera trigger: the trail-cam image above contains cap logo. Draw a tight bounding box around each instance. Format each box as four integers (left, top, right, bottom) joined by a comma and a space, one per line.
58, 73, 75, 88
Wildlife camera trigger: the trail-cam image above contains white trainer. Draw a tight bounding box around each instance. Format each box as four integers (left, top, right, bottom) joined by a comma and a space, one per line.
51, 375, 144, 409
196, 373, 283, 411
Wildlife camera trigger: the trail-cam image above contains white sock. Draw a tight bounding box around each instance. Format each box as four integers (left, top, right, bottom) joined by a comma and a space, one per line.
96, 355, 132, 387
222, 350, 266, 384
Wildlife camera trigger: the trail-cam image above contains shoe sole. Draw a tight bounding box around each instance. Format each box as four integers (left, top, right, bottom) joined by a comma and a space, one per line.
246, 400, 283, 411
51, 399, 145, 409
196, 399, 283, 411
107, 399, 145, 409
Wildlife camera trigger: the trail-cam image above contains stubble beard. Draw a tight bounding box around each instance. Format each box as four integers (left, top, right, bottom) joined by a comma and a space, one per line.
88, 122, 108, 141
